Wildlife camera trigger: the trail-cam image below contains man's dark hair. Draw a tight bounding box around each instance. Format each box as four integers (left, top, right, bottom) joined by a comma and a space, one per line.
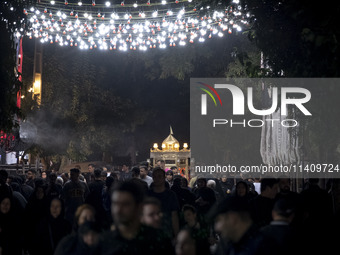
88, 163, 95, 167
28, 169, 37, 175
156, 159, 165, 163
182, 204, 197, 214
130, 166, 140, 177
152, 167, 165, 177
70, 168, 80, 174
139, 165, 148, 171
260, 177, 278, 192
273, 198, 296, 218
112, 181, 145, 204
166, 170, 173, 176
139, 161, 149, 168
0, 169, 9, 183
143, 196, 161, 208
170, 166, 178, 170
94, 168, 102, 178
197, 177, 207, 185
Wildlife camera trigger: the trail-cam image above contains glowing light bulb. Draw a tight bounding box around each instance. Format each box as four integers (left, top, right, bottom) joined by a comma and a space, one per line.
50, 1, 55, 5
105, 1, 111, 7
78, 1, 82, 6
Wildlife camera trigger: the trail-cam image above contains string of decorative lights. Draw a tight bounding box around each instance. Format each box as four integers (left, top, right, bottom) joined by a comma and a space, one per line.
10, 0, 251, 51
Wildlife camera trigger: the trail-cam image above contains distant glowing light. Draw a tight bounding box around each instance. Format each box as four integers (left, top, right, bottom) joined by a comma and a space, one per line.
105, 1, 111, 7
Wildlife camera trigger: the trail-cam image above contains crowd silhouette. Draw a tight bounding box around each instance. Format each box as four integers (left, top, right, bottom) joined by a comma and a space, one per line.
0, 164, 339, 255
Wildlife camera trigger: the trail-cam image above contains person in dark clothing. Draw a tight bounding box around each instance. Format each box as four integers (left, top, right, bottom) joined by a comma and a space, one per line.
175, 227, 211, 255
219, 175, 234, 196
149, 167, 180, 238
25, 169, 36, 189
54, 221, 101, 255
35, 198, 72, 255
260, 198, 300, 255
299, 178, 335, 254
0, 170, 12, 198
195, 187, 216, 216
46, 172, 63, 202
99, 181, 175, 255
86, 168, 107, 227
171, 177, 196, 210
102, 175, 115, 225
0, 195, 24, 255
24, 182, 50, 255
249, 177, 278, 229
211, 196, 275, 255
233, 180, 255, 202
62, 168, 90, 224
9, 182, 27, 211
20, 176, 34, 201
130, 166, 149, 192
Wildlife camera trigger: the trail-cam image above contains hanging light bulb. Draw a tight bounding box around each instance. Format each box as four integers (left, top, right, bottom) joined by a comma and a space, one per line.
50, 1, 55, 5
105, 1, 111, 7
65, 0, 68, 5
133, 2, 138, 8
78, 1, 82, 6
92, 0, 95, 6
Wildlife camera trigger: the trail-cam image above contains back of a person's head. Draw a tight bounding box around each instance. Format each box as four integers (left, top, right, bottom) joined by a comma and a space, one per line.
70, 168, 80, 174
49, 172, 57, 181
260, 177, 278, 192
105, 176, 115, 188
94, 168, 102, 179
0, 169, 8, 183
173, 177, 183, 187
130, 166, 140, 177
273, 198, 296, 218
152, 167, 165, 177
112, 180, 145, 204
209, 196, 251, 221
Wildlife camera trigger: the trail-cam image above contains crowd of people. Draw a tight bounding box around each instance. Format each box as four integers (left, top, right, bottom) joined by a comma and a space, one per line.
0, 159, 339, 255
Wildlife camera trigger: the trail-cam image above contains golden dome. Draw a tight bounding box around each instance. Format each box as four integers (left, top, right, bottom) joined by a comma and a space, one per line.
162, 126, 179, 151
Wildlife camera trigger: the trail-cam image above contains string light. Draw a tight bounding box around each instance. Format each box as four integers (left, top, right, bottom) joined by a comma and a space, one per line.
5, 0, 250, 51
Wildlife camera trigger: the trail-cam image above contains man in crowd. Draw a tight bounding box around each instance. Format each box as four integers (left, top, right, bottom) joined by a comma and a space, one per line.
139, 165, 153, 187
25, 169, 36, 189
156, 160, 166, 170
149, 167, 180, 238
61, 168, 90, 224
99, 181, 174, 255
250, 177, 279, 229
141, 197, 163, 229
213, 196, 275, 255
120, 164, 131, 181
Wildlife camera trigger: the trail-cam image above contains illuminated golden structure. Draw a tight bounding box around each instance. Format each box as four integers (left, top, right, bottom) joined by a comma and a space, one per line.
32, 40, 43, 105
150, 127, 191, 178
